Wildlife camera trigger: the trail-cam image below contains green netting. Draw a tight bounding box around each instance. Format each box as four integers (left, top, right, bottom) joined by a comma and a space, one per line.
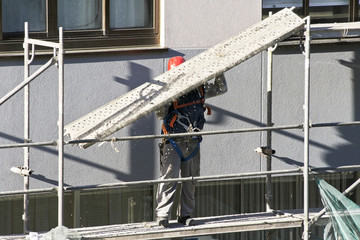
315, 177, 360, 240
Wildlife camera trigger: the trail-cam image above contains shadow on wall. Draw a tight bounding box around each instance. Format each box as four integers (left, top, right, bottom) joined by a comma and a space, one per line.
3, 80, 354, 186
321, 55, 360, 167
0, 62, 158, 186
0, 51, 186, 187
0, 131, 123, 186
113, 62, 156, 181
208, 104, 336, 169
9, 50, 359, 185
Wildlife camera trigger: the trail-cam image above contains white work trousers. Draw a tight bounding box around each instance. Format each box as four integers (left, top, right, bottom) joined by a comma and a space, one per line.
156, 138, 200, 219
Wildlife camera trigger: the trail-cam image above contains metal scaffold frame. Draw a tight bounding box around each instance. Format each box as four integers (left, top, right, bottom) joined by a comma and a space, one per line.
0, 23, 65, 231
1, 13, 360, 239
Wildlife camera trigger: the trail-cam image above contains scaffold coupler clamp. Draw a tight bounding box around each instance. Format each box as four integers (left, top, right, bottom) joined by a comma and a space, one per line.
299, 166, 312, 173
10, 166, 33, 176
255, 146, 276, 155
302, 230, 311, 240
265, 193, 273, 202
22, 213, 28, 221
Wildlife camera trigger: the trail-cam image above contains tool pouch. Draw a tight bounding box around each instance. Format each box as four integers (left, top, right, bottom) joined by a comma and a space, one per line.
158, 140, 165, 167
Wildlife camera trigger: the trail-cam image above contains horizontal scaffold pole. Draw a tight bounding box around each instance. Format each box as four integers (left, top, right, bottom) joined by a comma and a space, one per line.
66, 123, 303, 145
2, 165, 360, 197
65, 120, 360, 146
0, 188, 57, 197
24, 38, 61, 49
1, 120, 360, 149
0, 141, 57, 149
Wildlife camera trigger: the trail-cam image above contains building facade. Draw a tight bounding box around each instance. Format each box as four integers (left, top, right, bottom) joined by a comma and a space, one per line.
0, 1, 360, 239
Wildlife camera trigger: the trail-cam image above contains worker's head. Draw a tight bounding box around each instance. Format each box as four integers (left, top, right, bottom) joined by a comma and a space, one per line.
168, 56, 185, 71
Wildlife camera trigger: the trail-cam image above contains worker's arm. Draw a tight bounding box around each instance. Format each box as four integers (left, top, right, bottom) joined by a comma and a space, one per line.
204, 73, 227, 98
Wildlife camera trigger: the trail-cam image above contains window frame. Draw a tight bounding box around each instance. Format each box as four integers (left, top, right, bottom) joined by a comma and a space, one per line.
263, 0, 360, 22
0, 0, 161, 53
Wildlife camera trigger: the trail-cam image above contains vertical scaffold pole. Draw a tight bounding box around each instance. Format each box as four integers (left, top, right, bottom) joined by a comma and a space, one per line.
303, 16, 311, 240
266, 43, 276, 212
58, 27, 64, 227
23, 22, 30, 233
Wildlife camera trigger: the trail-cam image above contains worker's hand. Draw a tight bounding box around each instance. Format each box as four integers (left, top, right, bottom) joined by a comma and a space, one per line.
204, 73, 228, 98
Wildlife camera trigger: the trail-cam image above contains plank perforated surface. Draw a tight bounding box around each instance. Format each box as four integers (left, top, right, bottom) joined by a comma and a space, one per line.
64, 8, 305, 148
0, 209, 325, 240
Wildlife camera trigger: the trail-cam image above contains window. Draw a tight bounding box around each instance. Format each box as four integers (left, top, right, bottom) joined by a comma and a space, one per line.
0, 0, 160, 53
263, 0, 359, 23
58, 0, 103, 31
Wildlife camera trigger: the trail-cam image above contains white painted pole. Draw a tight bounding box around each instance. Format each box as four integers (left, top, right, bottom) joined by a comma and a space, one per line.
303, 16, 311, 240
266, 44, 276, 212
58, 27, 64, 227
23, 22, 30, 234
265, 11, 275, 212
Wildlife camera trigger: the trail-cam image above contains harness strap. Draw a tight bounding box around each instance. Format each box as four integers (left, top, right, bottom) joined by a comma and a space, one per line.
161, 87, 205, 161
161, 113, 202, 162
169, 114, 177, 128
198, 86, 204, 96
205, 105, 211, 115
161, 124, 168, 134
167, 137, 202, 162
173, 99, 204, 110
173, 86, 205, 110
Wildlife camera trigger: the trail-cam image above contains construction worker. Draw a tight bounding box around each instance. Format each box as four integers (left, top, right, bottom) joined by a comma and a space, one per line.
155, 56, 227, 227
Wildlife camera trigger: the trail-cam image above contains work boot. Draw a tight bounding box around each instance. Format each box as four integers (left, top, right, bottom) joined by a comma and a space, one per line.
177, 216, 195, 226
157, 217, 169, 228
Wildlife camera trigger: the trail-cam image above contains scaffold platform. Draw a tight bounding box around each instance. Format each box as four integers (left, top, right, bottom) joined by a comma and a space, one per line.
0, 208, 326, 240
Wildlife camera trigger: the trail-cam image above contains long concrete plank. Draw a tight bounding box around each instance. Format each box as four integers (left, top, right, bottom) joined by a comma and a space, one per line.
64, 8, 305, 148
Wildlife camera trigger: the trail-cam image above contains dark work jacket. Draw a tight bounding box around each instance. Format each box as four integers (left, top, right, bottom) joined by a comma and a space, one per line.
163, 86, 206, 134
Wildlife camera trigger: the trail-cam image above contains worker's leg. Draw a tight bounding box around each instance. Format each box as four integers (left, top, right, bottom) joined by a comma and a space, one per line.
156, 141, 181, 220
178, 141, 200, 218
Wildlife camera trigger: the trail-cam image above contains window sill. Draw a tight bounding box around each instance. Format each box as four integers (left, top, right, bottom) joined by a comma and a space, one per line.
64, 44, 168, 55
0, 44, 168, 57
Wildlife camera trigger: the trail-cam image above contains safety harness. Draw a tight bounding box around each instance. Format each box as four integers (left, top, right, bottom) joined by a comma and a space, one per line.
161, 86, 211, 161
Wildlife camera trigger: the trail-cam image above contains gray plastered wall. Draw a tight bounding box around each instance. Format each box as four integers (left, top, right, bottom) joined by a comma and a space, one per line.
1, 1, 360, 192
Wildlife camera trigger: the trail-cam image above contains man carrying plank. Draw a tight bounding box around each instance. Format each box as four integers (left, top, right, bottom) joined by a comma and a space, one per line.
155, 56, 228, 227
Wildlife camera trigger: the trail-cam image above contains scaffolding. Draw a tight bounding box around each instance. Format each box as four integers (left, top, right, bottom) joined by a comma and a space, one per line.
0, 22, 64, 233
1, 8, 360, 240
